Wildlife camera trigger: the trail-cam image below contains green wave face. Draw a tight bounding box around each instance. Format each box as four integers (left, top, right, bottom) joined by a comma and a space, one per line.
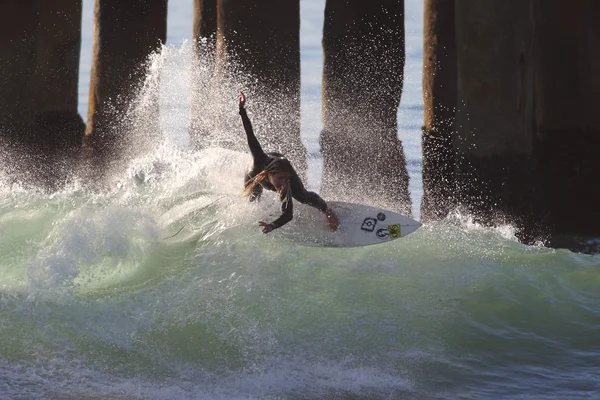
0, 148, 598, 399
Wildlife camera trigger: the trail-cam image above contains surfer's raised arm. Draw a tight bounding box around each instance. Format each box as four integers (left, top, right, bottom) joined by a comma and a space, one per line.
239, 91, 268, 169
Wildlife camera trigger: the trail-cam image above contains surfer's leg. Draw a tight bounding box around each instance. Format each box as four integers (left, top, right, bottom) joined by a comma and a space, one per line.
289, 175, 338, 231
288, 175, 327, 211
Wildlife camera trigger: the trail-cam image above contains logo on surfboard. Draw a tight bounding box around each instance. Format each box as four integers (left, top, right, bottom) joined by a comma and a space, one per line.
376, 228, 389, 239
375, 224, 401, 240
388, 224, 401, 238
360, 217, 377, 232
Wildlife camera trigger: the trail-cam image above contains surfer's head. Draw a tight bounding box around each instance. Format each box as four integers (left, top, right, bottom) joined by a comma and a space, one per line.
242, 157, 293, 198
265, 157, 293, 190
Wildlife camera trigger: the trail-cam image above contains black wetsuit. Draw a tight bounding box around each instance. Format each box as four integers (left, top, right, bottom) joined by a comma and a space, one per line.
240, 107, 328, 230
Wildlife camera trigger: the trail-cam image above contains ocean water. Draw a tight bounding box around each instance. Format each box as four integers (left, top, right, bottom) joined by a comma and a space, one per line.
1, 1, 599, 399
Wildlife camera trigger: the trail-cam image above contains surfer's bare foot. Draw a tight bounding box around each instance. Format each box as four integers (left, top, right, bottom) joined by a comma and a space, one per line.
325, 208, 339, 231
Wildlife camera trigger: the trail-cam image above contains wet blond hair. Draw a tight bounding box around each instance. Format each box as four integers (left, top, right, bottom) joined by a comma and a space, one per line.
242, 157, 293, 205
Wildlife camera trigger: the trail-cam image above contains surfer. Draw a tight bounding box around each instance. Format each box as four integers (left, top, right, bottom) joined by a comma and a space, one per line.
238, 91, 339, 234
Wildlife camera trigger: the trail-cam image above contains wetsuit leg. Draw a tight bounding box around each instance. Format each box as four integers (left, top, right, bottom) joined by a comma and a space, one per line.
288, 174, 328, 212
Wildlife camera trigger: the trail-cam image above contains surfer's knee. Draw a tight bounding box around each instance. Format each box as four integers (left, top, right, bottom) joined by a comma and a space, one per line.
249, 191, 261, 202
248, 184, 262, 202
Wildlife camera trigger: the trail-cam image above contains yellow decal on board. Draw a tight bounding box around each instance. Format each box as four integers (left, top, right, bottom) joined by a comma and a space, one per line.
387, 224, 401, 238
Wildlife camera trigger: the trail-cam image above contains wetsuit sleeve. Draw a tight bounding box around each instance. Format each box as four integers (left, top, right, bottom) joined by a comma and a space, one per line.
269, 198, 294, 230
239, 108, 268, 167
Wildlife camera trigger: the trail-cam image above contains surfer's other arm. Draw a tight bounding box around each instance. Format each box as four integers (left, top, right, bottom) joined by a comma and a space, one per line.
258, 198, 294, 234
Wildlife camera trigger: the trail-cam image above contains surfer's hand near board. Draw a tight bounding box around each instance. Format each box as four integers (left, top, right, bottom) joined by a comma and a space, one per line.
325, 208, 339, 231
258, 221, 274, 234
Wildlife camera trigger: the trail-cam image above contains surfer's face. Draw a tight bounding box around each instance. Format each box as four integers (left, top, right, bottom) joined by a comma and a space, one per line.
268, 172, 289, 190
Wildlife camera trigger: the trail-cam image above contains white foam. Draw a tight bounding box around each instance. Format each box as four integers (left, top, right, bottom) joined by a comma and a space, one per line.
25, 205, 159, 293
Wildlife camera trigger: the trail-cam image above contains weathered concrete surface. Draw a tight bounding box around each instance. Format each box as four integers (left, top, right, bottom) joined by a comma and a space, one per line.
215, 0, 306, 175
533, 0, 600, 239
0, 3, 38, 137
421, 0, 457, 222
0, 1, 84, 188
190, 0, 217, 149
321, 0, 410, 213
455, 1, 535, 158
452, 0, 600, 243
32, 1, 85, 151
454, 0, 545, 242
86, 0, 167, 157
193, 0, 217, 46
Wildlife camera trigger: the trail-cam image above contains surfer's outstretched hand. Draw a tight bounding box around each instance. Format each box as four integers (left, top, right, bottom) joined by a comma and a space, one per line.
238, 91, 246, 109
258, 221, 273, 234
325, 208, 339, 232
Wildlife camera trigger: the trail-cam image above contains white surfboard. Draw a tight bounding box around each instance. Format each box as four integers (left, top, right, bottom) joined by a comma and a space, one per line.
272, 201, 421, 247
